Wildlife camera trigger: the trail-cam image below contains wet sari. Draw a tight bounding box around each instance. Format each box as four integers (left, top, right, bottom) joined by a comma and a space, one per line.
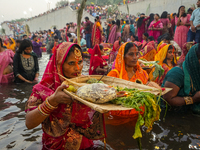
89, 44, 107, 75
91, 22, 102, 47
154, 44, 177, 85
25, 42, 106, 150
0, 49, 15, 83
106, 42, 148, 125
140, 41, 157, 61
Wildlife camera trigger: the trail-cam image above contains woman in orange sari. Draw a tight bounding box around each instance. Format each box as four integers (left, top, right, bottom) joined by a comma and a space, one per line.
106, 42, 149, 125
91, 16, 102, 47
154, 44, 177, 85
140, 41, 157, 61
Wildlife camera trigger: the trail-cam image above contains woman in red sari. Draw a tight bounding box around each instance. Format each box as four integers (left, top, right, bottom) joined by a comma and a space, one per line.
25, 42, 106, 150
91, 16, 103, 47
89, 44, 108, 75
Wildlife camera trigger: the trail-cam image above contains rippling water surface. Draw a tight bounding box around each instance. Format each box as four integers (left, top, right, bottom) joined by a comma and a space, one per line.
0, 53, 200, 150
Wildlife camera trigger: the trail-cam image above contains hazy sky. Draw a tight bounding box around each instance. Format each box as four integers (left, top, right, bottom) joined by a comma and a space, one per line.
0, 0, 74, 23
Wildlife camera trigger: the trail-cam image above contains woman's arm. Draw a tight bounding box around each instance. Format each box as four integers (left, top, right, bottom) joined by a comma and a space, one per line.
96, 66, 107, 73
163, 81, 200, 106
26, 84, 72, 129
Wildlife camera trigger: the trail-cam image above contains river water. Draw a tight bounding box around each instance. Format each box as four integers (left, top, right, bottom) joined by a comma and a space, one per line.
0, 52, 200, 150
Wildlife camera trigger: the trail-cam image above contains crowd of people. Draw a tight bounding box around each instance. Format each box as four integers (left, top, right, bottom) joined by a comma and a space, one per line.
1, 0, 200, 149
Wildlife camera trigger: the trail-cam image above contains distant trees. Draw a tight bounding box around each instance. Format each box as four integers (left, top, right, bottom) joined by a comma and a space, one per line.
56, 0, 69, 7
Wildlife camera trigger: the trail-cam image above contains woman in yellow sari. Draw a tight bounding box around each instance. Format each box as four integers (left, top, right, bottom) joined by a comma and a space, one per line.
4, 38, 16, 53
154, 44, 177, 85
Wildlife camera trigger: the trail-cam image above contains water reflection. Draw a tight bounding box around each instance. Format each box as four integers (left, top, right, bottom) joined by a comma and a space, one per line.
0, 53, 200, 150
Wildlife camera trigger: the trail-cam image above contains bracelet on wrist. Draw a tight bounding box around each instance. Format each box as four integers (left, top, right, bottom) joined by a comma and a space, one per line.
184, 96, 193, 105
38, 97, 58, 116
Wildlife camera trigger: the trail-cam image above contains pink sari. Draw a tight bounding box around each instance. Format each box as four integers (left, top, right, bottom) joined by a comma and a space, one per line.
148, 20, 163, 41
25, 42, 106, 150
174, 14, 190, 49
0, 49, 14, 83
108, 25, 117, 44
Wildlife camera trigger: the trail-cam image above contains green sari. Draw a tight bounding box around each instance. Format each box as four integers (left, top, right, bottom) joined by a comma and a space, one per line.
162, 44, 200, 114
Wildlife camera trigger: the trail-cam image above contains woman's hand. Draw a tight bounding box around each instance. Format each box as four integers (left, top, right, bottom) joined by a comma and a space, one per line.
48, 84, 73, 107
146, 81, 161, 89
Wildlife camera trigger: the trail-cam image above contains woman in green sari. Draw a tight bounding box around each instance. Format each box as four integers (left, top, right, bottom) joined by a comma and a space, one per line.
162, 44, 200, 115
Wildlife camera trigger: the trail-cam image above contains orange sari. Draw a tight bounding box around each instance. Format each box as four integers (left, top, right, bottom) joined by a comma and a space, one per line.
140, 41, 157, 61
106, 43, 148, 125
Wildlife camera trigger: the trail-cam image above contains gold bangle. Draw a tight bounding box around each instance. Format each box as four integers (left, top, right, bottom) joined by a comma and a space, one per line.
184, 97, 193, 105
38, 104, 49, 116
46, 97, 58, 109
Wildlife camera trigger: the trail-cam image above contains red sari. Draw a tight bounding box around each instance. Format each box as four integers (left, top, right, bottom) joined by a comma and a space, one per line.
25, 42, 106, 150
91, 22, 102, 47
89, 44, 107, 75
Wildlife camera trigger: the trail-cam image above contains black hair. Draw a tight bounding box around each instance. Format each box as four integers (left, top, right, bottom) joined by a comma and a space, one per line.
116, 19, 120, 28
163, 45, 175, 66
99, 44, 103, 50
126, 20, 129, 24
155, 13, 160, 18
119, 40, 121, 46
23, 35, 27, 38
121, 19, 124, 22
85, 16, 89, 20
162, 33, 171, 41
112, 20, 116, 25
17, 39, 33, 54
0, 38, 3, 47
64, 45, 82, 62
143, 33, 149, 38
48, 29, 51, 32
32, 35, 37, 39
137, 13, 145, 28
130, 19, 134, 24
54, 36, 58, 39
161, 11, 168, 18
148, 36, 155, 41
67, 33, 72, 37
173, 13, 177, 17
16, 39, 22, 44
124, 42, 138, 57
95, 16, 99, 22
147, 13, 154, 28
177, 5, 187, 17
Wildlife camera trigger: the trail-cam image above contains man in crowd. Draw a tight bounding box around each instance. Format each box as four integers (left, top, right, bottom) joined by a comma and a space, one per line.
53, 27, 61, 40
67, 33, 76, 42
32, 35, 43, 58
187, 0, 200, 43
84, 17, 93, 48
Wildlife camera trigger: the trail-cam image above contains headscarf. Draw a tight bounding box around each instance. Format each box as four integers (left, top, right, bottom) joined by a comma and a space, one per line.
140, 41, 157, 61
89, 44, 107, 75
183, 44, 200, 95
114, 42, 148, 84
154, 44, 176, 68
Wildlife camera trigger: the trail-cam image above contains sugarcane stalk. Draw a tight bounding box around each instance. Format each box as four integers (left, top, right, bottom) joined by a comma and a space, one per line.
77, 0, 87, 45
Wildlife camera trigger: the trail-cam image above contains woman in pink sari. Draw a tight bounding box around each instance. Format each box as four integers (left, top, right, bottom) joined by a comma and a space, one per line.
0, 38, 15, 83
148, 14, 163, 41
108, 20, 121, 44
174, 6, 191, 49
137, 14, 150, 42
25, 42, 106, 150
91, 16, 102, 47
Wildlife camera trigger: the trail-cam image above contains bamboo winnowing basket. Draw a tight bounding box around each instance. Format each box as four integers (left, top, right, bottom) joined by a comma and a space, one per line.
63, 75, 171, 113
